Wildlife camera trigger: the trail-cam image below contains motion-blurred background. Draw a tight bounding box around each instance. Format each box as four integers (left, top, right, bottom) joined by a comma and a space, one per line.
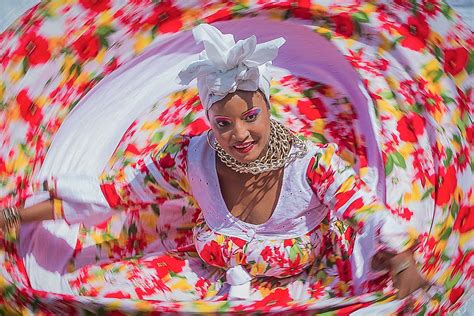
0, 0, 472, 32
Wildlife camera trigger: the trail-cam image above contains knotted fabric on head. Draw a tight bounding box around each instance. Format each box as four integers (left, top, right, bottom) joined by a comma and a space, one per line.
177, 24, 286, 111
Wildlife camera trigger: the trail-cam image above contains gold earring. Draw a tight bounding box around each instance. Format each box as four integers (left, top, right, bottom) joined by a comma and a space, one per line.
206, 129, 218, 151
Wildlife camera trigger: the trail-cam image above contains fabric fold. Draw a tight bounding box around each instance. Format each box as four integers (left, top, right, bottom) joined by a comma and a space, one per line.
226, 265, 253, 300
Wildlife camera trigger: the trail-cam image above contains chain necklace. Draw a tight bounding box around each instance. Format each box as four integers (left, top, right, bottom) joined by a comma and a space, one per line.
213, 119, 307, 174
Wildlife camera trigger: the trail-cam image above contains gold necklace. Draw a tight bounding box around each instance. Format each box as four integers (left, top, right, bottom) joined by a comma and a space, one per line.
213, 120, 307, 174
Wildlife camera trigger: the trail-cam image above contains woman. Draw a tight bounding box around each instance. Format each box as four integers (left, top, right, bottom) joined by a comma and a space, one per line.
1, 24, 426, 301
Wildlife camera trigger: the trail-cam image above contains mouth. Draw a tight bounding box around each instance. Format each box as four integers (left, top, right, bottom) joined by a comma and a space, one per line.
232, 141, 256, 154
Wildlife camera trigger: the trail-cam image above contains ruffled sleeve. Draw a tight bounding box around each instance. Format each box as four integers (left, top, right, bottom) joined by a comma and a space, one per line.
39, 135, 191, 225
306, 143, 415, 263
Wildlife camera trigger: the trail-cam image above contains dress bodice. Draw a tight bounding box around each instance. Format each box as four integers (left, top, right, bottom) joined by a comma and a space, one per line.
187, 134, 329, 241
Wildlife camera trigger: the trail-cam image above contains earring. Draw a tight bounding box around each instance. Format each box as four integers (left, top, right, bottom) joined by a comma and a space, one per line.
206, 129, 218, 151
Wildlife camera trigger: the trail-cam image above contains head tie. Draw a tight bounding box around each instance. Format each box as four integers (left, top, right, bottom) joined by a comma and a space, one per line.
177, 23, 285, 111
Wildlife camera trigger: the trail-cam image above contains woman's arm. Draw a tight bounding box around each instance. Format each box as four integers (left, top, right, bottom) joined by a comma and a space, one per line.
306, 143, 427, 298
25, 135, 191, 225
1, 200, 54, 230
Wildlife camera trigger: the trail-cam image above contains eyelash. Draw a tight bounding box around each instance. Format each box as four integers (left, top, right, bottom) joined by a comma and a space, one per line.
215, 111, 259, 128
245, 113, 259, 121
216, 121, 230, 128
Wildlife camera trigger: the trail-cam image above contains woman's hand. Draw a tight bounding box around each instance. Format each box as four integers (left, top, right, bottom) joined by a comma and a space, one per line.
389, 251, 428, 299
0, 213, 4, 230
372, 250, 428, 299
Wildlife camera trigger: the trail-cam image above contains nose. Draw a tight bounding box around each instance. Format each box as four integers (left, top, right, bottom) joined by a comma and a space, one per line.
232, 121, 250, 142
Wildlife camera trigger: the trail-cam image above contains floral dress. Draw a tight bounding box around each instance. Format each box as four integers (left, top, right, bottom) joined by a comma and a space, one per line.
40, 133, 413, 301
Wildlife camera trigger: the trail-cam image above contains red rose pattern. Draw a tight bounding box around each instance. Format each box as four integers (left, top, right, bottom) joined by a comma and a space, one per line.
332, 13, 354, 38
17, 89, 43, 127
453, 205, 474, 234
15, 32, 51, 66
396, 113, 425, 142
72, 31, 101, 62
79, 0, 111, 13
398, 15, 430, 51
444, 47, 469, 76
435, 165, 457, 206
297, 98, 327, 120
1, 0, 472, 313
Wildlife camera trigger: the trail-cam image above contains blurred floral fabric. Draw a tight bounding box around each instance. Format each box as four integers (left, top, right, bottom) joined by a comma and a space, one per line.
0, 0, 472, 314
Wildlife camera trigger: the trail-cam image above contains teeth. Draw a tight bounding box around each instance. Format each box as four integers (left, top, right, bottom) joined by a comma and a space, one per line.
235, 142, 253, 149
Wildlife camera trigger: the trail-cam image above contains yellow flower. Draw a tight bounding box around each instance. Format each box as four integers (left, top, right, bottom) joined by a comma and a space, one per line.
450, 108, 461, 126
250, 262, 267, 275
312, 119, 325, 133
0, 82, 5, 101
235, 252, 246, 265
182, 9, 201, 23
338, 281, 350, 293
429, 32, 443, 48
398, 142, 415, 157
9, 69, 23, 84
361, 3, 377, 14
10, 150, 29, 172
95, 48, 107, 64
134, 33, 153, 54
134, 301, 154, 312
98, 11, 114, 26
359, 166, 369, 178
142, 120, 161, 131
453, 70, 468, 87
339, 176, 356, 193
345, 38, 357, 48
259, 285, 271, 298
403, 182, 421, 203
215, 234, 225, 245
437, 268, 451, 285
140, 212, 159, 229
60, 55, 76, 83
172, 278, 193, 291
105, 301, 123, 311
378, 35, 392, 53
271, 94, 297, 107
311, 4, 327, 14
268, 8, 285, 20
320, 144, 336, 165
36, 95, 49, 109
430, 108, 443, 124
375, 99, 402, 119
459, 230, 474, 248
421, 59, 443, 94
49, 37, 67, 54
193, 301, 224, 313
233, 0, 250, 6
43, 1, 62, 14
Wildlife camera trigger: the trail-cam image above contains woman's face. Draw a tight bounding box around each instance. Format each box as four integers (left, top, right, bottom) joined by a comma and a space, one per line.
207, 90, 271, 163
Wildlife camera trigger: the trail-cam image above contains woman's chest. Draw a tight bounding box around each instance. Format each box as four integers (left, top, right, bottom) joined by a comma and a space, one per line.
217, 165, 284, 225
187, 134, 326, 239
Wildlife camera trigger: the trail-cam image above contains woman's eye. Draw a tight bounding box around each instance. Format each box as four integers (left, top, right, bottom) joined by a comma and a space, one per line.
216, 121, 230, 128
245, 113, 258, 121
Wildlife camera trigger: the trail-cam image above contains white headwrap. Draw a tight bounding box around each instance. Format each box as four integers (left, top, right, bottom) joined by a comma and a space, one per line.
177, 24, 285, 111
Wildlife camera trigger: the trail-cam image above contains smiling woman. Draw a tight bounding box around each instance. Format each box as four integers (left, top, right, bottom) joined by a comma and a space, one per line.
0, 0, 472, 315
3, 21, 427, 305
208, 90, 272, 163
